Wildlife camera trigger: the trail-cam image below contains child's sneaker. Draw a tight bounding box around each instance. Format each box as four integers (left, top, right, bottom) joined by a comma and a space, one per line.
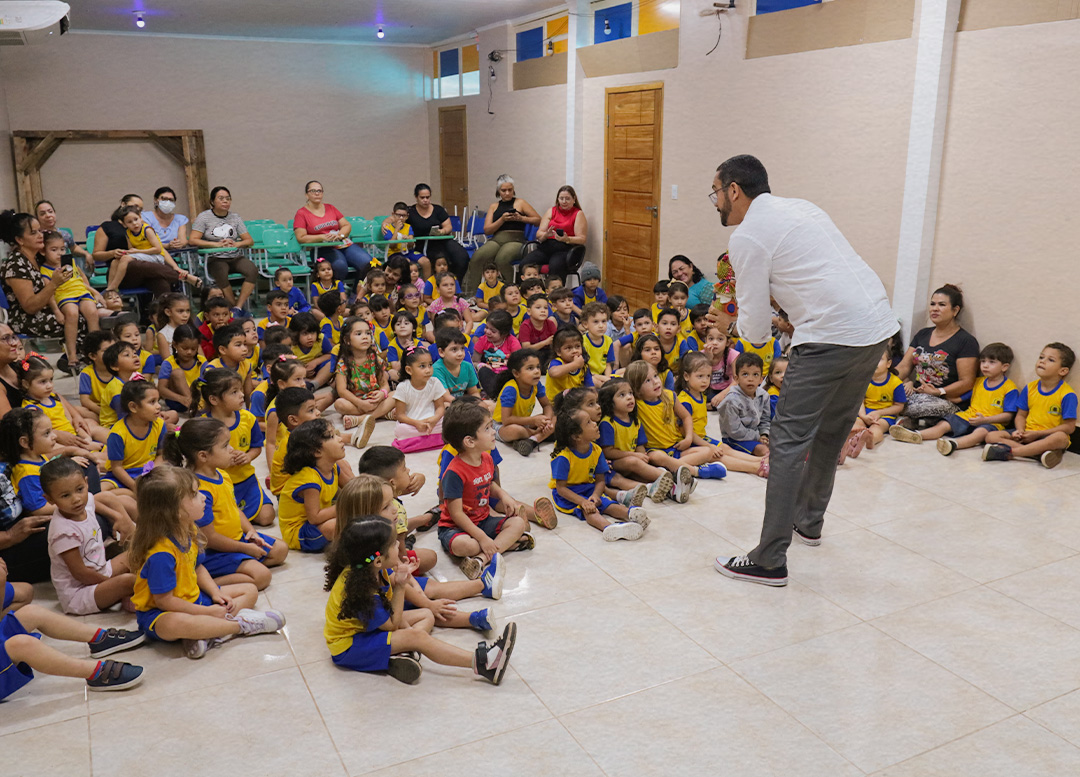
480, 553, 504, 599
617, 484, 648, 508
348, 414, 377, 449
627, 506, 650, 529
531, 497, 558, 529
511, 532, 535, 552
182, 638, 208, 660
889, 425, 923, 444
469, 608, 496, 633
387, 653, 423, 685
648, 471, 674, 503
602, 521, 645, 542
229, 608, 286, 636
88, 628, 146, 658
512, 439, 537, 457
1041, 449, 1065, 469
460, 555, 484, 580
982, 443, 1013, 462
937, 438, 957, 456
473, 622, 517, 685
672, 465, 693, 503
86, 660, 144, 692
697, 462, 727, 480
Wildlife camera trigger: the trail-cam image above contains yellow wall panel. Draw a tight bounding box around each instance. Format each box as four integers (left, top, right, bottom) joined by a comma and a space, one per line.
639, 0, 681, 35
462, 44, 479, 73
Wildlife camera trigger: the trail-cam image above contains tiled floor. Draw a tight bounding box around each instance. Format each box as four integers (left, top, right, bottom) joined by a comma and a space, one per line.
6, 366, 1080, 775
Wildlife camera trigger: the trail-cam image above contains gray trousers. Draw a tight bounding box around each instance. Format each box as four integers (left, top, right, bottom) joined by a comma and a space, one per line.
749, 339, 890, 569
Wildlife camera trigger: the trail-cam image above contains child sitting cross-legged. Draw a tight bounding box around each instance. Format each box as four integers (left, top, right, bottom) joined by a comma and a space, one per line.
889, 342, 1018, 457
717, 352, 771, 459
581, 302, 615, 387
675, 352, 760, 475
393, 347, 452, 454
289, 312, 334, 389
471, 310, 521, 398
278, 418, 352, 552
269, 387, 321, 497
982, 342, 1077, 469
334, 317, 395, 446
494, 348, 555, 457
598, 378, 678, 504
843, 349, 907, 460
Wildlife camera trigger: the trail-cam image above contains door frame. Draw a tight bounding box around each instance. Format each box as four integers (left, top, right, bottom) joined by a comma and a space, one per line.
603, 81, 664, 306
437, 105, 468, 213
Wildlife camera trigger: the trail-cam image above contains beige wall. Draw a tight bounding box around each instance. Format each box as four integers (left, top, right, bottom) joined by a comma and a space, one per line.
0, 80, 14, 211
0, 33, 431, 233
932, 18, 1080, 379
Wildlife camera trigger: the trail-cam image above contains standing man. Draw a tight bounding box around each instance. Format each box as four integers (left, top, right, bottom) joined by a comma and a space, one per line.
711, 155, 898, 586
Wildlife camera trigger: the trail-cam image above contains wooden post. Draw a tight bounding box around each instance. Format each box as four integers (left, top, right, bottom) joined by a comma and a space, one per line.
11, 136, 34, 213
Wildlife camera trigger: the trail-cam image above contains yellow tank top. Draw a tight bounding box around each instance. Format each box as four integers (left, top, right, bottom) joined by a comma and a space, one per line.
637, 390, 683, 449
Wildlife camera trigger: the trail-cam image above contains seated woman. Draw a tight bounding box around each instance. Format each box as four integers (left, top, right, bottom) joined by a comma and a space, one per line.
189, 186, 256, 317
294, 181, 373, 282
380, 201, 430, 278
895, 284, 978, 425
0, 323, 25, 418
520, 185, 588, 285
407, 183, 471, 288
465, 174, 541, 289
140, 186, 190, 252
34, 200, 90, 270
669, 255, 715, 309
90, 194, 180, 297
0, 210, 87, 373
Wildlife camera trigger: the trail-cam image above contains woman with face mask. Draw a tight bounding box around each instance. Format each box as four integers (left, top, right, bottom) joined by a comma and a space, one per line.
141, 186, 189, 251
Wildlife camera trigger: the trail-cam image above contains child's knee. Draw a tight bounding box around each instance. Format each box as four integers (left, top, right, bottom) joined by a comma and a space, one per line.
3, 633, 39, 660
503, 515, 527, 534
450, 536, 480, 557
268, 540, 289, 564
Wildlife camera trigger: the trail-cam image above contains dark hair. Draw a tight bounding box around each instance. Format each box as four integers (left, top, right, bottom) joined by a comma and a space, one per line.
390, 310, 418, 340
488, 294, 505, 308
275, 386, 316, 427
17, 354, 53, 391
632, 307, 652, 322
156, 293, 189, 329
283, 418, 336, 474
41, 229, 65, 246
317, 291, 343, 319
441, 400, 490, 450
494, 348, 541, 398
414, 183, 431, 198
339, 318, 383, 384
209, 186, 231, 204
932, 283, 964, 314
356, 445, 405, 479
201, 367, 243, 409
433, 309, 462, 330
435, 327, 467, 351
288, 312, 320, 336
667, 282, 689, 301
689, 304, 711, 326
484, 310, 513, 338
120, 194, 141, 206
154, 186, 176, 201
117, 205, 142, 223
632, 334, 670, 376
266, 290, 290, 308
304, 180, 321, 194
598, 377, 637, 425
103, 341, 136, 374
204, 297, 231, 314
392, 201, 409, 213
213, 322, 245, 353
114, 319, 141, 342
734, 352, 764, 374
551, 385, 597, 415
581, 302, 609, 322
668, 255, 704, 284
555, 185, 580, 209
551, 407, 589, 459
120, 377, 158, 415
652, 280, 670, 295
400, 346, 431, 382
676, 351, 711, 394
384, 253, 411, 285
368, 295, 391, 314
264, 327, 293, 348
0, 407, 44, 465
655, 307, 680, 326
548, 286, 573, 303
0, 210, 35, 246
606, 295, 627, 314
40, 456, 85, 495
978, 342, 1013, 365
323, 517, 395, 625
716, 155, 771, 199
33, 199, 54, 213
1046, 342, 1076, 371
266, 362, 307, 409
551, 328, 583, 359
525, 293, 548, 310
163, 417, 228, 468
433, 271, 457, 295
520, 278, 546, 298
83, 330, 116, 360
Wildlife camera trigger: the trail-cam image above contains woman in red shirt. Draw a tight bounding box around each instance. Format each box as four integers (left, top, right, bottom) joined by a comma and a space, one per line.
520, 185, 588, 284
293, 181, 373, 281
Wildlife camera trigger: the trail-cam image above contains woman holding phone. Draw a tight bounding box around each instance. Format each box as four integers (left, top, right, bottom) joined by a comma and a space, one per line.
520, 185, 588, 284
464, 174, 541, 289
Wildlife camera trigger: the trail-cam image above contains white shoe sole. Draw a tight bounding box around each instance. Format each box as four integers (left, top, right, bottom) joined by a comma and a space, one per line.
482, 554, 504, 600
650, 471, 674, 503
673, 466, 693, 503
713, 557, 788, 586
627, 507, 651, 529
603, 521, 645, 541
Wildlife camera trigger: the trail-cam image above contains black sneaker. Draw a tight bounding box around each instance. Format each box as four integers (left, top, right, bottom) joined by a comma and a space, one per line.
86, 660, 144, 692
793, 524, 821, 547
474, 622, 517, 685
714, 555, 788, 586
937, 438, 957, 456
982, 443, 1013, 462
417, 506, 440, 532
88, 628, 146, 658
404, 534, 416, 550
512, 439, 537, 457
387, 653, 423, 684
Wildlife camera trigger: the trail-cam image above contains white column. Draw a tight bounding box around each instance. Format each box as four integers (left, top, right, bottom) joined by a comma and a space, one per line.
892, 0, 962, 342
565, 0, 590, 185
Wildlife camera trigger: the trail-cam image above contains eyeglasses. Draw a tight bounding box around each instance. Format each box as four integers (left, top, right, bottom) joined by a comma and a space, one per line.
307, 189, 324, 195
708, 181, 736, 206
0, 334, 19, 344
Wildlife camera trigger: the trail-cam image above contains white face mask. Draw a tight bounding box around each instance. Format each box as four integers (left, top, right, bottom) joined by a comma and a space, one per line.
157, 199, 176, 214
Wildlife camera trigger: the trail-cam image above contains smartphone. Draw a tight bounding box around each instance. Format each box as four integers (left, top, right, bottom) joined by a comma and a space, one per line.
61, 253, 74, 269
554, 228, 566, 237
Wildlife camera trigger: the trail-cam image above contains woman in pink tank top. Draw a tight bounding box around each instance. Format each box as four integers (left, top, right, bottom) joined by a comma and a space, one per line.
520, 185, 588, 283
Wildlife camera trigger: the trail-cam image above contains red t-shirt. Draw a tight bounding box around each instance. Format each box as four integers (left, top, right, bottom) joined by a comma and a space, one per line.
518, 316, 556, 347
439, 452, 495, 526
293, 204, 345, 236
548, 206, 580, 237
199, 322, 218, 359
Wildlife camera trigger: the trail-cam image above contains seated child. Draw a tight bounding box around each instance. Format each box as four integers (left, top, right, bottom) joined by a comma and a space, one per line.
503, 283, 527, 334
764, 355, 788, 419
675, 353, 761, 475
393, 349, 452, 453
202, 322, 255, 399
716, 353, 771, 457
334, 317, 395, 442
270, 387, 321, 496
111, 205, 194, 291
474, 262, 505, 314
199, 297, 233, 359
77, 331, 117, 425
471, 310, 521, 398
546, 328, 593, 397
157, 323, 205, 414
518, 293, 557, 365
666, 281, 693, 339
650, 280, 670, 322
428, 271, 473, 332
606, 295, 632, 341
704, 325, 739, 407
354, 448, 435, 571
274, 267, 310, 314
654, 309, 684, 375
983, 342, 1076, 469
598, 378, 678, 502
386, 311, 423, 384
104, 380, 166, 492
20, 354, 105, 460
733, 330, 782, 377
428, 309, 472, 365
154, 292, 192, 362
38, 230, 106, 370
114, 319, 156, 378
318, 291, 346, 350
618, 308, 656, 368
432, 328, 482, 401
310, 258, 346, 318
279, 418, 349, 552
257, 290, 292, 340
549, 286, 578, 330
369, 295, 394, 350
495, 348, 555, 456
289, 312, 334, 389
571, 262, 607, 316
845, 350, 905, 458
679, 305, 712, 357
581, 302, 615, 386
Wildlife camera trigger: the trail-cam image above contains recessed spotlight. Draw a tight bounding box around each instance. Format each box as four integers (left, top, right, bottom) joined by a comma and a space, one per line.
377, 26, 384, 39
134, 12, 145, 29
604, 19, 611, 35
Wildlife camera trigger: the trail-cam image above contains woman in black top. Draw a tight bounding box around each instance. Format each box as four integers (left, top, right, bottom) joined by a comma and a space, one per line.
406, 184, 471, 287
895, 283, 979, 422
0, 323, 22, 417
90, 193, 179, 297
464, 174, 541, 289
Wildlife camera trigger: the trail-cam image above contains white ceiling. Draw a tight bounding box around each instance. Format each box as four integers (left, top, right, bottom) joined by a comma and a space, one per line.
65, 0, 563, 46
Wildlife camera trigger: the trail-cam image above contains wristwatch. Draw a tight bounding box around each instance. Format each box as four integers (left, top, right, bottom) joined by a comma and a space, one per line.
938, 387, 946, 397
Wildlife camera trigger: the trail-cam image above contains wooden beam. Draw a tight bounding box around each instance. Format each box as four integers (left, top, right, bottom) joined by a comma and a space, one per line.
12, 129, 201, 140
148, 133, 186, 166
17, 132, 63, 174
181, 131, 209, 220
11, 136, 34, 213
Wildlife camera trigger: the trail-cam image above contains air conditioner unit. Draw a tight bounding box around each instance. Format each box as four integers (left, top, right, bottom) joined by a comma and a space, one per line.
0, 1, 70, 46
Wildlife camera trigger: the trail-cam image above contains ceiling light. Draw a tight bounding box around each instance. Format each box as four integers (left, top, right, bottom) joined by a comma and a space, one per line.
546, 40, 553, 55
604, 19, 611, 35
134, 12, 145, 29
377, 26, 384, 39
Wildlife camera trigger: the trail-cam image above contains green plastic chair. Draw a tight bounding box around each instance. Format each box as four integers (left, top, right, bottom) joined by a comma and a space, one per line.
255, 227, 311, 296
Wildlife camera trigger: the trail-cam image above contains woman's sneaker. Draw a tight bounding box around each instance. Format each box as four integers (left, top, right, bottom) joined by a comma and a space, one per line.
531, 497, 558, 529
88, 628, 146, 658
648, 471, 674, 503
672, 465, 694, 503
617, 484, 648, 508
473, 622, 517, 685
937, 438, 957, 456
889, 425, 923, 444
602, 521, 644, 542
627, 506, 650, 529
86, 660, 144, 692
228, 608, 286, 636
387, 653, 423, 685
480, 553, 504, 599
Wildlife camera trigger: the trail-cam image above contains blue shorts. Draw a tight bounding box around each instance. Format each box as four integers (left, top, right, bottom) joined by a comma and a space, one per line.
102, 466, 146, 488
137, 592, 213, 641
403, 575, 429, 611
879, 415, 898, 428
201, 532, 278, 577
165, 399, 189, 414
944, 414, 1000, 437
298, 522, 329, 553
233, 474, 272, 521
2, 582, 13, 610
438, 512, 507, 554
647, 446, 682, 459
554, 492, 618, 520
330, 630, 393, 673
0, 611, 40, 701
58, 292, 94, 308
726, 439, 764, 455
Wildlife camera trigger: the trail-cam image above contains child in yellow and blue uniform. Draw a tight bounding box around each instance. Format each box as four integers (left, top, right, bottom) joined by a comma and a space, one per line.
103, 381, 166, 490
734, 336, 782, 376
279, 418, 346, 552
850, 350, 907, 449
546, 329, 594, 396
317, 290, 347, 350
571, 262, 607, 316
474, 264, 505, 312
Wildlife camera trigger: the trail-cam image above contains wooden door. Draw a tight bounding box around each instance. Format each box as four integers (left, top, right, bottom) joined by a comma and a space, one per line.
438, 106, 469, 215
604, 84, 663, 310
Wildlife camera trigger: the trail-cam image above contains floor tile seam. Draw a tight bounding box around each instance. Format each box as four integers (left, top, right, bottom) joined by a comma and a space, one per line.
291, 662, 364, 773
549, 716, 628, 777
548, 662, 723, 718
977, 579, 1080, 642
0, 709, 89, 741
1021, 708, 1080, 750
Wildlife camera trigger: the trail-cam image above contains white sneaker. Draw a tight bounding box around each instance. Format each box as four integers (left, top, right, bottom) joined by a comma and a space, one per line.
648, 471, 674, 503
627, 506, 650, 529
182, 638, 207, 659
618, 484, 648, 507
229, 608, 286, 636
672, 466, 693, 503
603, 521, 644, 542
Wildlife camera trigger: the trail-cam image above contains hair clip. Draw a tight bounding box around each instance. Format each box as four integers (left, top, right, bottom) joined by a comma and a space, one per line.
354, 550, 381, 568
130, 372, 146, 381
278, 354, 291, 362
173, 428, 181, 438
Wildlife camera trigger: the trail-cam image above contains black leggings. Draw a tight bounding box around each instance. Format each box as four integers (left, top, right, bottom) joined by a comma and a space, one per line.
424, 238, 470, 283
520, 240, 571, 283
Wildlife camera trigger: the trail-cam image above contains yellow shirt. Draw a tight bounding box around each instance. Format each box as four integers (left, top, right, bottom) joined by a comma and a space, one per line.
161, 354, 204, 390
324, 569, 393, 656
637, 391, 683, 449
494, 379, 545, 424
958, 376, 1019, 429
549, 442, 605, 489
279, 464, 340, 550
225, 409, 262, 483
863, 374, 905, 412
678, 312, 693, 339
599, 415, 645, 452
475, 280, 505, 306
132, 535, 202, 613
320, 316, 344, 348
735, 338, 781, 375
270, 424, 290, 495
659, 337, 683, 372
127, 223, 159, 253
1020, 379, 1077, 435
23, 394, 74, 434
99, 376, 123, 428
582, 334, 614, 376
509, 303, 527, 334
677, 390, 711, 440
107, 417, 165, 479
372, 319, 394, 351
197, 470, 243, 541
546, 358, 592, 396
40, 263, 91, 305
203, 357, 252, 385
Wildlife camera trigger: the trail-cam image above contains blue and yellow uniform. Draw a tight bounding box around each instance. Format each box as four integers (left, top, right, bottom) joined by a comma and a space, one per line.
324, 569, 394, 672
270, 424, 291, 496
572, 285, 607, 310
22, 394, 75, 435
958, 376, 1019, 430
1019, 379, 1078, 439
495, 379, 546, 424
320, 315, 344, 351
136, 348, 155, 377
201, 356, 252, 386
196, 469, 277, 577
78, 366, 116, 423
734, 338, 782, 375
678, 389, 719, 444
292, 340, 330, 366
638, 391, 684, 451
863, 373, 905, 425
98, 376, 124, 426
104, 418, 166, 486
583, 334, 614, 377
279, 464, 341, 552
680, 330, 706, 357
677, 312, 693, 340
134, 534, 210, 639
312, 280, 346, 305
545, 359, 593, 396
157, 354, 205, 413
474, 279, 505, 307
549, 443, 615, 518
766, 383, 781, 418
257, 315, 291, 341
599, 416, 647, 453
372, 319, 394, 352
225, 409, 271, 520
651, 302, 666, 321
659, 337, 683, 373
250, 380, 269, 421
11, 457, 47, 513
382, 222, 417, 256
387, 336, 422, 365
508, 303, 527, 334
40, 262, 93, 306
424, 275, 462, 299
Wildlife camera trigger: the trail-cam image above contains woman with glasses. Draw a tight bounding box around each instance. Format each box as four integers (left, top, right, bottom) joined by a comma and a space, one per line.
140, 186, 189, 251
0, 323, 23, 417
293, 180, 373, 282
90, 193, 181, 297
519, 185, 589, 285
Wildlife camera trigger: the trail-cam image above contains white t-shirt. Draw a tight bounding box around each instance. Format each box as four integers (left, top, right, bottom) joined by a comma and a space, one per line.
159, 323, 176, 345
393, 376, 447, 420
46, 494, 112, 613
